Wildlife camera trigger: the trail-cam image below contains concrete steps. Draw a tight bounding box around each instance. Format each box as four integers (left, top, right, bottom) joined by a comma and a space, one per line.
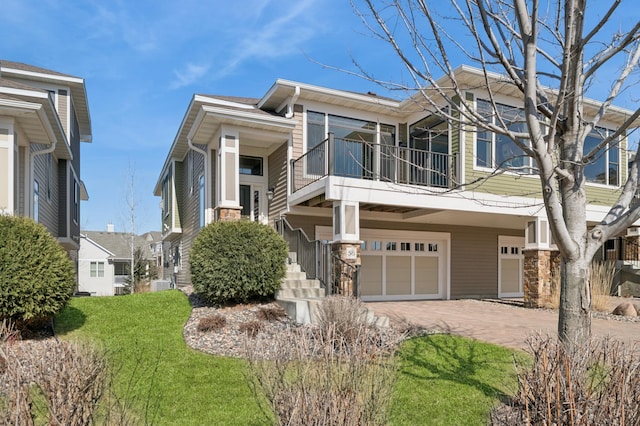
277, 253, 389, 327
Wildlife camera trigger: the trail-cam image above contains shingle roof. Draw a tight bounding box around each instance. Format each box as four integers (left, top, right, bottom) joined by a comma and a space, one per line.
0, 77, 47, 92
0, 60, 80, 79
83, 231, 155, 260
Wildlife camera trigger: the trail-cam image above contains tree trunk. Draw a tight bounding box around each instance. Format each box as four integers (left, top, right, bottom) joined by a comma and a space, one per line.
558, 258, 591, 344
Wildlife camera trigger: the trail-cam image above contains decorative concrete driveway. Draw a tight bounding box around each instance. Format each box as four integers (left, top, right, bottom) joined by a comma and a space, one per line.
365, 299, 640, 350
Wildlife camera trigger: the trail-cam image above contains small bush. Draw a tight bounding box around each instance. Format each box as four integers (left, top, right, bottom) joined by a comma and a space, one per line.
246, 322, 400, 425
0, 215, 75, 325
197, 315, 227, 332
256, 305, 287, 322
316, 296, 369, 344
590, 260, 615, 312
492, 334, 640, 425
0, 339, 107, 424
239, 320, 263, 338
190, 220, 288, 305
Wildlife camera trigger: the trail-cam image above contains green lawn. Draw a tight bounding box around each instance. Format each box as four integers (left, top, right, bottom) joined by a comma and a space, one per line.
55, 290, 270, 425
55, 290, 522, 425
390, 334, 523, 425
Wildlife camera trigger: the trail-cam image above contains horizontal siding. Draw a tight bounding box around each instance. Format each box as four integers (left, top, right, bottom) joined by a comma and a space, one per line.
291, 104, 304, 160
32, 147, 58, 236
268, 142, 288, 226
463, 123, 624, 207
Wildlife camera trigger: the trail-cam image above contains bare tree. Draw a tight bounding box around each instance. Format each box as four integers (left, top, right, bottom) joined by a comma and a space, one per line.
353, 0, 640, 344
124, 161, 137, 294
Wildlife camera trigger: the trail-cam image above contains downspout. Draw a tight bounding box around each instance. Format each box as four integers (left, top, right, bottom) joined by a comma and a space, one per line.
30, 109, 59, 218
188, 137, 207, 157
188, 137, 209, 223
283, 86, 300, 119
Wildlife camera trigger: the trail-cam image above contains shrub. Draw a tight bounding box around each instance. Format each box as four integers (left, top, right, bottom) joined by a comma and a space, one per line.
315, 296, 370, 345
0, 215, 75, 325
197, 314, 227, 332
256, 305, 287, 322
238, 320, 263, 338
246, 321, 400, 425
190, 220, 288, 305
491, 334, 640, 425
0, 339, 107, 425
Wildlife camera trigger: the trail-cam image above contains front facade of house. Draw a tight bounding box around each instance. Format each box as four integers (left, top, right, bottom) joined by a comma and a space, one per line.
0, 60, 91, 271
155, 66, 636, 302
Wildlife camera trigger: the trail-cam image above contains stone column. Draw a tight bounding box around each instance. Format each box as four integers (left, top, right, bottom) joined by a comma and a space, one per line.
216, 207, 242, 222
523, 249, 560, 308
331, 242, 361, 297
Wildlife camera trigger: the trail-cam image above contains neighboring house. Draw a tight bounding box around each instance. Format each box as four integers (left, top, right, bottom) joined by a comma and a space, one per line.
154, 65, 639, 304
141, 231, 164, 279
0, 60, 91, 273
78, 226, 157, 296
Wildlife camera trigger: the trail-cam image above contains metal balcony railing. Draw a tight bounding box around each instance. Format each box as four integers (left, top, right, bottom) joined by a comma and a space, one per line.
291, 133, 458, 192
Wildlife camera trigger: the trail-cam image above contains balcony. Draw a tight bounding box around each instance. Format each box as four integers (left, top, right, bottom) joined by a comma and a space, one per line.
292, 133, 458, 193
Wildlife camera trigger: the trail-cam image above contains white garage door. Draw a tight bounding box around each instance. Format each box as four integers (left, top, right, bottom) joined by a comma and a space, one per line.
317, 227, 450, 301
498, 236, 524, 298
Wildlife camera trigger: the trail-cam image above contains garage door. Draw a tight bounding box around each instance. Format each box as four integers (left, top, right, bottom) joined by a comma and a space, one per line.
317, 227, 450, 301
498, 236, 524, 298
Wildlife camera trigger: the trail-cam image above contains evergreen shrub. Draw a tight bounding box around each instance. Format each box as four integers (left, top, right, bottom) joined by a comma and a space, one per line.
0, 215, 75, 325
190, 220, 288, 305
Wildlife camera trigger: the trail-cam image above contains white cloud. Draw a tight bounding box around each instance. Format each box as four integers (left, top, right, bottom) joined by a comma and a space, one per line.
169, 63, 211, 89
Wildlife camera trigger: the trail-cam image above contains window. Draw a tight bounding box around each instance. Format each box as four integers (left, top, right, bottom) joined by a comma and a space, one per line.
386, 242, 397, 251
306, 111, 396, 178
73, 180, 79, 224
584, 127, 619, 185
114, 262, 129, 276
401, 242, 411, 251
162, 167, 171, 218
428, 243, 438, 252
199, 175, 205, 227
239, 156, 263, 176
90, 261, 105, 278
33, 180, 39, 222
476, 99, 533, 172
409, 115, 449, 186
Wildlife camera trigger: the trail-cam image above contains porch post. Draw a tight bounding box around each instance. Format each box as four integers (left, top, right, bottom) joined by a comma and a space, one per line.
523, 217, 560, 307
215, 129, 242, 222
331, 200, 361, 296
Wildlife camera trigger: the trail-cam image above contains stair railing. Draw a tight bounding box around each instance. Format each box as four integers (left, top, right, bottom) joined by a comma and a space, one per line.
275, 217, 361, 297
275, 218, 328, 291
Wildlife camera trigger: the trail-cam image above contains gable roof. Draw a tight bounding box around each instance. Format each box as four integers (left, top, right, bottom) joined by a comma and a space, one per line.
0, 60, 92, 143
82, 231, 155, 260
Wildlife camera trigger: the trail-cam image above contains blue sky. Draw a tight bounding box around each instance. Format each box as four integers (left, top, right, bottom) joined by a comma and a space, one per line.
2, 1, 638, 233
2, 0, 395, 234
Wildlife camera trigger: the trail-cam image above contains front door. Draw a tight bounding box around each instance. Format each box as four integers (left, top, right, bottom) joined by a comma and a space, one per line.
239, 183, 266, 223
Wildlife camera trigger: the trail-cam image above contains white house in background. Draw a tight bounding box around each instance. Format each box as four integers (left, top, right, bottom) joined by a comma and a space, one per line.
78, 226, 158, 296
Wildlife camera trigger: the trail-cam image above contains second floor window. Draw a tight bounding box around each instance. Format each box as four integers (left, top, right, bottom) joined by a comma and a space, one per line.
306, 111, 396, 178
476, 99, 534, 173
584, 127, 619, 186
